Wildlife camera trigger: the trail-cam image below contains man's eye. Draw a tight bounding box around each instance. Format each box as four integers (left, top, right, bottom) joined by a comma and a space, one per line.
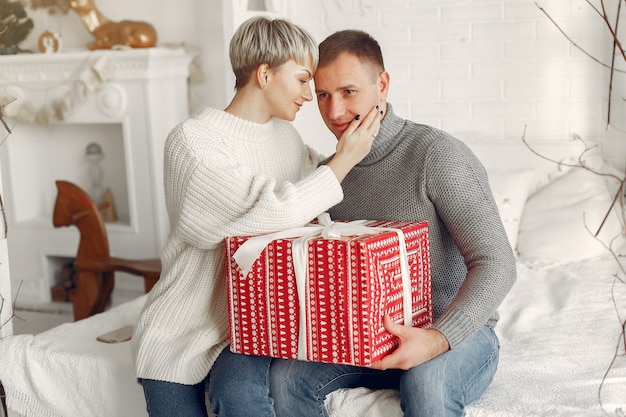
345, 89, 356, 95
317, 93, 328, 99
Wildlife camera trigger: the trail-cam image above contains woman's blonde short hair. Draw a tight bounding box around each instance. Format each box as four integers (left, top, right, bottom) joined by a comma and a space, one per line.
229, 16, 318, 89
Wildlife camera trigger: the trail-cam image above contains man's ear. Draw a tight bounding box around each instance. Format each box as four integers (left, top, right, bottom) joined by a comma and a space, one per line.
256, 63, 270, 89
378, 71, 390, 101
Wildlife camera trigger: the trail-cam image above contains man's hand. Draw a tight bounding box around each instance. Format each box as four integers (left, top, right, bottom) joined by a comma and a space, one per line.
369, 314, 450, 371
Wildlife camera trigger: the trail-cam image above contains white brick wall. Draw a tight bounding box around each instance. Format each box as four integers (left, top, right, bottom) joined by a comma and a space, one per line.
280, 0, 625, 169
17, 0, 624, 167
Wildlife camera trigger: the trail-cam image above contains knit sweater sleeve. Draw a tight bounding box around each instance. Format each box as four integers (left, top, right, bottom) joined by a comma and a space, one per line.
166, 124, 343, 249
426, 138, 517, 348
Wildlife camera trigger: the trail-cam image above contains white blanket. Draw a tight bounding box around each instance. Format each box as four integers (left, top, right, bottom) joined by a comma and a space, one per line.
1, 257, 625, 417
327, 259, 626, 417
0, 295, 147, 417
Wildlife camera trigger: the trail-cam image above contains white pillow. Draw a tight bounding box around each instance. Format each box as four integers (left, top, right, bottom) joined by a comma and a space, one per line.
488, 170, 536, 251
517, 165, 625, 265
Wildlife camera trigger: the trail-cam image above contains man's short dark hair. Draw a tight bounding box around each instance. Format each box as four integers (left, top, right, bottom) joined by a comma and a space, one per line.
318, 30, 385, 74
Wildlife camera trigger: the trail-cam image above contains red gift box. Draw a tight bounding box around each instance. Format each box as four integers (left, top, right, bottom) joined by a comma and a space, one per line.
225, 217, 433, 366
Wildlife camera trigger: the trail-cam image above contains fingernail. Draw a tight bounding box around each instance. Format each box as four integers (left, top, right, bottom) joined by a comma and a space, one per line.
355, 114, 361, 120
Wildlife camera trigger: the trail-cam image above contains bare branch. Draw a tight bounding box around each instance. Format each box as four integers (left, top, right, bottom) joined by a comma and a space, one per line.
535, 2, 626, 73
522, 129, 624, 183
584, 0, 626, 62
0, 97, 17, 137
579, 186, 626, 415
595, 269, 626, 415
0, 192, 7, 239
0, 281, 24, 330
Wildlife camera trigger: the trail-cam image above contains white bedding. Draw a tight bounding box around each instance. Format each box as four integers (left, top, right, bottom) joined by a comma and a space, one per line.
327, 258, 626, 417
1, 257, 624, 417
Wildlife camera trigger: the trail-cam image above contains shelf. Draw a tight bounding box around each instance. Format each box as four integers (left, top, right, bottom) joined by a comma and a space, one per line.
4, 122, 129, 227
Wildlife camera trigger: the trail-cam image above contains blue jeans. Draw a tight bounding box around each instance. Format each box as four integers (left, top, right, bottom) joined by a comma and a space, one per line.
208, 326, 498, 416
269, 325, 499, 417
140, 377, 209, 417
207, 346, 276, 417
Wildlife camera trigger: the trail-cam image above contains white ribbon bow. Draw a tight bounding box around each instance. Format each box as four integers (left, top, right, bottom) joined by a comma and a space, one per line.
232, 213, 412, 360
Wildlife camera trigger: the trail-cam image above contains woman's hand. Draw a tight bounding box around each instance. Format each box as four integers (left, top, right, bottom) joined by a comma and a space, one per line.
326, 105, 382, 182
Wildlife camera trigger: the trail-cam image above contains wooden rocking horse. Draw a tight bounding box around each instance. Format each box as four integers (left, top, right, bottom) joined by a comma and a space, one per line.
53, 180, 161, 321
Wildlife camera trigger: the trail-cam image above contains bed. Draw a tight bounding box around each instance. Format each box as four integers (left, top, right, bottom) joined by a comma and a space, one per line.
1, 138, 625, 417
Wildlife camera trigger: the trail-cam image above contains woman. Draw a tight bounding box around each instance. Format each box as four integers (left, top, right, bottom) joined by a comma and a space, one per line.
131, 15, 381, 417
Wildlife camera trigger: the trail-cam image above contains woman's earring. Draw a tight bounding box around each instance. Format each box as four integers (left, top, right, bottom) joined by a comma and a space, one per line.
261, 82, 268, 89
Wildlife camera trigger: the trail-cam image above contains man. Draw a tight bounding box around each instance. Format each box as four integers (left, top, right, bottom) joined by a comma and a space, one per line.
269, 29, 517, 417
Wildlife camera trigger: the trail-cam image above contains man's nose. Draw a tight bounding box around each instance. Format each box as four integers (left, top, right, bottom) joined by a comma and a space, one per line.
327, 98, 345, 120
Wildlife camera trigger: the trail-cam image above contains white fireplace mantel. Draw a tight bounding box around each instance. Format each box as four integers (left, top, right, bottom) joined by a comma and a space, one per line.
0, 47, 191, 305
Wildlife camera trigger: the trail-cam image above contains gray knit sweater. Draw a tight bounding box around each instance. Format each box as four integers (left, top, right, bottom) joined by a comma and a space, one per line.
324, 104, 516, 348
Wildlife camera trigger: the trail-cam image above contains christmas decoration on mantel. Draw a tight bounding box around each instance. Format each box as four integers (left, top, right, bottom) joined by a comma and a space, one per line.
0, 0, 34, 55
37, 29, 62, 53
26, 0, 68, 53
0, 54, 116, 125
0, 43, 202, 126
69, 0, 157, 50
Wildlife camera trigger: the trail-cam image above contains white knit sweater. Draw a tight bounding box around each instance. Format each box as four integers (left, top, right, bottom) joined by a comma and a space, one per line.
132, 107, 343, 384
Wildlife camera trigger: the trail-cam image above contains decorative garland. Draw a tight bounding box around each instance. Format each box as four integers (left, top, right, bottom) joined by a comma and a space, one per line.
0, 53, 111, 125
0, 43, 202, 125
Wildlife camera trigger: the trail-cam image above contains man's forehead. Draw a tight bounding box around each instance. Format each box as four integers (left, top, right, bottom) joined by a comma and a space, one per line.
315, 54, 377, 85
314, 66, 364, 90
314, 69, 376, 94
315, 70, 356, 88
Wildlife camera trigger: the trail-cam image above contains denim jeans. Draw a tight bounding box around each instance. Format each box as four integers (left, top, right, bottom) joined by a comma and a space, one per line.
207, 346, 277, 417
140, 377, 209, 417
269, 325, 500, 417
207, 326, 498, 417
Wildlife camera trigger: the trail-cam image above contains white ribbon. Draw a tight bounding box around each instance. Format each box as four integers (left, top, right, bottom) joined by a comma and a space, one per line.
232, 213, 413, 360
233, 213, 372, 277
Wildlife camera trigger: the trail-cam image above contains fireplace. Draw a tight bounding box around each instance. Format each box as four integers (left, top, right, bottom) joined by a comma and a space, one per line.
0, 47, 190, 304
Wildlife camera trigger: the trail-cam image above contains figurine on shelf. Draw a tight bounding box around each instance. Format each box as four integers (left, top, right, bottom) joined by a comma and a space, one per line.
85, 142, 105, 204
37, 29, 63, 53
69, 0, 157, 50
85, 142, 117, 222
